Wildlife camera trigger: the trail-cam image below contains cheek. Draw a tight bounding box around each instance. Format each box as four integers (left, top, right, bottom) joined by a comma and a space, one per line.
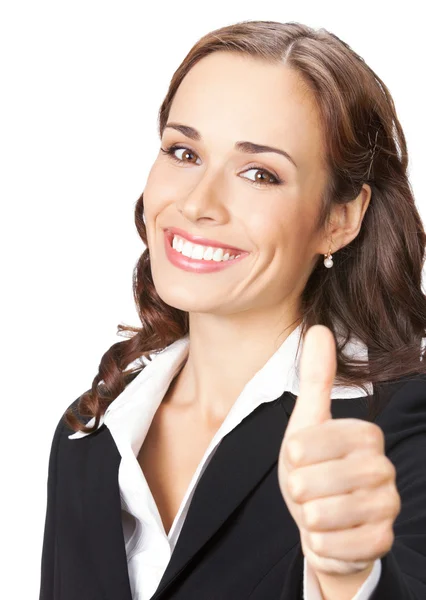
142, 176, 170, 226
156, 153, 191, 189
143, 160, 176, 208
245, 203, 308, 257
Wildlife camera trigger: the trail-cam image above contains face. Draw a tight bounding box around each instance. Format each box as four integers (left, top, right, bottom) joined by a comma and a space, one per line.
142, 52, 329, 320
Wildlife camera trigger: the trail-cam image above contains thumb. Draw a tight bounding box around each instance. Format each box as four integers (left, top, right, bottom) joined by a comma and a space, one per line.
285, 324, 336, 436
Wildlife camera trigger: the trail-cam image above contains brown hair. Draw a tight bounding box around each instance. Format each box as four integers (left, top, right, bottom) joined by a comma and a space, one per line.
64, 19, 426, 432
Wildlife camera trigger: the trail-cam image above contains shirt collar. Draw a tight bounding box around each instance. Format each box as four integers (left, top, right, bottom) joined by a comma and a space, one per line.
68, 323, 372, 441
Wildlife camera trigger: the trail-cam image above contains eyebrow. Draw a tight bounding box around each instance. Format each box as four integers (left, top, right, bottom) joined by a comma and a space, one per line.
164, 122, 298, 169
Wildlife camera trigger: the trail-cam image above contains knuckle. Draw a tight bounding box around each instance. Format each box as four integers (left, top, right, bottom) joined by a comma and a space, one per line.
380, 456, 396, 481
303, 502, 322, 529
309, 532, 327, 555
373, 495, 393, 519
361, 424, 383, 449
394, 491, 402, 516
288, 472, 305, 501
373, 524, 394, 555
386, 460, 397, 480
287, 439, 305, 465
364, 456, 389, 485
388, 486, 401, 517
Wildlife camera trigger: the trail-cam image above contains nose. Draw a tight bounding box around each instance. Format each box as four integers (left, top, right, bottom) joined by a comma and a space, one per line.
175, 166, 228, 225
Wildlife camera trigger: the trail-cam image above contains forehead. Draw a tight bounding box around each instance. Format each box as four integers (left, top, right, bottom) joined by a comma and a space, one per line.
167, 51, 325, 173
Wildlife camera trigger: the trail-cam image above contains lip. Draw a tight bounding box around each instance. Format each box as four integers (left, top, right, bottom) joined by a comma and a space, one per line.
164, 226, 247, 253
163, 229, 249, 274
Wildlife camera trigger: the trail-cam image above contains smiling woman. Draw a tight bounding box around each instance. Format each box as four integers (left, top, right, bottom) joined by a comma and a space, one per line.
40, 19, 426, 600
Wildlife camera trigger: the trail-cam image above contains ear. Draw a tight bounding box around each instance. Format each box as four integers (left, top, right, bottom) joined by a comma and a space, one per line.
320, 183, 372, 253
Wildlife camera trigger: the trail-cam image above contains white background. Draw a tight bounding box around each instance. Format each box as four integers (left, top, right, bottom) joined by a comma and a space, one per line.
1, 1, 424, 596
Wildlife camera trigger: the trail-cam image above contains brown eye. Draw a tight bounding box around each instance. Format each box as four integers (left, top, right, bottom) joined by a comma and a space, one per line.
177, 148, 197, 162
160, 145, 200, 164
160, 144, 283, 187
241, 167, 282, 187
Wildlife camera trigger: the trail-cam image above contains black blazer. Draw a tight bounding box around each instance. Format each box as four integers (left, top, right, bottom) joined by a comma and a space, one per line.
39, 373, 426, 599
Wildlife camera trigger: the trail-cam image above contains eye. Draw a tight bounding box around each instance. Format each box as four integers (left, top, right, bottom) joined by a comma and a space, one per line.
160, 144, 201, 165
160, 144, 283, 188
241, 167, 282, 187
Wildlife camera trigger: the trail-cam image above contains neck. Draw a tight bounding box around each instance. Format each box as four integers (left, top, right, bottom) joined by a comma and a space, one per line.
164, 307, 303, 426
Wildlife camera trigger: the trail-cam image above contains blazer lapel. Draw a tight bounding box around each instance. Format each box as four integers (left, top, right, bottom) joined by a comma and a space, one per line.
77, 392, 294, 600
150, 391, 297, 599
81, 424, 133, 600
79, 387, 369, 600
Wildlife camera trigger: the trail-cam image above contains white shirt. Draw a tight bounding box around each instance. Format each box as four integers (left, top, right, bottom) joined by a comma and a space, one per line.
69, 323, 381, 599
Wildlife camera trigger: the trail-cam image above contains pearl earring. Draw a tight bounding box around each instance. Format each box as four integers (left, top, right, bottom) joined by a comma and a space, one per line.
324, 247, 334, 268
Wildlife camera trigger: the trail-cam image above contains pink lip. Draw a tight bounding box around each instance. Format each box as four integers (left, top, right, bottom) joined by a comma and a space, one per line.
163, 229, 249, 273
164, 226, 247, 253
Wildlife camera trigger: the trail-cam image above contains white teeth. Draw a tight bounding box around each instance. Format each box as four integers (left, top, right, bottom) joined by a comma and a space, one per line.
181, 241, 193, 258
212, 248, 224, 262
171, 234, 240, 262
191, 244, 205, 260
203, 246, 214, 260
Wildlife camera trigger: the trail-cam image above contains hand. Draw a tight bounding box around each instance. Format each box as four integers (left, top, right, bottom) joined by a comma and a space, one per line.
278, 325, 401, 576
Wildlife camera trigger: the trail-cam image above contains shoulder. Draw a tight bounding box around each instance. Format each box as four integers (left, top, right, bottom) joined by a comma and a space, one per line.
44, 395, 86, 473
374, 372, 426, 418
373, 373, 426, 452
57, 368, 144, 437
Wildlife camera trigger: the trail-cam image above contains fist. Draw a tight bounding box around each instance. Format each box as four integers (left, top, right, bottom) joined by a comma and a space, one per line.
278, 325, 401, 576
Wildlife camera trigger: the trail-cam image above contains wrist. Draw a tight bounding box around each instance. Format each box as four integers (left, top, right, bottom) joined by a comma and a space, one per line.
312, 562, 375, 600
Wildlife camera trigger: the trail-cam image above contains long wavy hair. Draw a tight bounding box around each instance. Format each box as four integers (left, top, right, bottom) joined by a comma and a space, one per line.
64, 20, 426, 433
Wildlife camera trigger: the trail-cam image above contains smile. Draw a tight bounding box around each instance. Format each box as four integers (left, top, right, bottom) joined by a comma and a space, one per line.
163, 230, 249, 273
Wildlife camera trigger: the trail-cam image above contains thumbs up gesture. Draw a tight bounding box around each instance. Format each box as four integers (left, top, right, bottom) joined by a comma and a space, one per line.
278, 325, 401, 577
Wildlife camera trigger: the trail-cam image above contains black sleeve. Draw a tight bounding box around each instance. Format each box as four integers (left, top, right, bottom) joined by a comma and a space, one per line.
369, 375, 426, 599
38, 417, 65, 600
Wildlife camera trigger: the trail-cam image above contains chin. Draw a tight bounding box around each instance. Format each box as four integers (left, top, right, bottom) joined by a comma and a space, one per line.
152, 281, 226, 315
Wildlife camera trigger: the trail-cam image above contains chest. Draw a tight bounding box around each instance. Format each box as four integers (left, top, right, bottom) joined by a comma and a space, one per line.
137, 402, 223, 536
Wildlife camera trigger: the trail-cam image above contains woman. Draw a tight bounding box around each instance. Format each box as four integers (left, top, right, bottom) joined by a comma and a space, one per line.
39, 20, 426, 600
